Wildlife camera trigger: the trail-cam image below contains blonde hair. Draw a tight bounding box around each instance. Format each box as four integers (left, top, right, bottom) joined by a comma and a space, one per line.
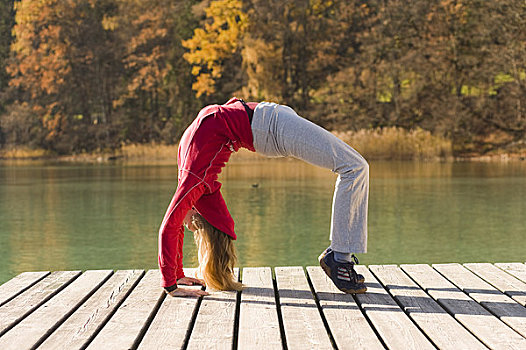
191, 213, 243, 291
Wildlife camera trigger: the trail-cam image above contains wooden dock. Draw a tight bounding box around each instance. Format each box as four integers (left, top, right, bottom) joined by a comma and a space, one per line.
1, 263, 526, 349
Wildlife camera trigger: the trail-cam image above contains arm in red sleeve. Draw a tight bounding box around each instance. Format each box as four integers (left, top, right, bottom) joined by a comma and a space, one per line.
158, 180, 205, 288
175, 227, 185, 280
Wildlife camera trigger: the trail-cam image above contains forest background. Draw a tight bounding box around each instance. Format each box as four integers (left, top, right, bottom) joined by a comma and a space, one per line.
0, 0, 525, 159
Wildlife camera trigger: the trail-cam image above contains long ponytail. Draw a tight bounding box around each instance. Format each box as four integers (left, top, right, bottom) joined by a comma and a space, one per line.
192, 213, 243, 291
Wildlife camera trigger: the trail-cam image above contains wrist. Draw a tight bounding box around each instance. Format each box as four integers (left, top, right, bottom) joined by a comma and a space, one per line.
164, 283, 178, 293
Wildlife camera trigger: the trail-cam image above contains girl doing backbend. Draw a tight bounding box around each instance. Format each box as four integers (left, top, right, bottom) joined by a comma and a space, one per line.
158, 98, 369, 297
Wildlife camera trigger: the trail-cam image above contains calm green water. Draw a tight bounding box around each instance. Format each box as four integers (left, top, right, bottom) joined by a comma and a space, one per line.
1, 160, 525, 284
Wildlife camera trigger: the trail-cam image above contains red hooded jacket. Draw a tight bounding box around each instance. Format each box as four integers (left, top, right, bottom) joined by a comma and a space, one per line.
158, 97, 257, 288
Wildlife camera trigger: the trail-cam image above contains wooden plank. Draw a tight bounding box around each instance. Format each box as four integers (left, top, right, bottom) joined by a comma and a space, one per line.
238, 267, 282, 350
275, 266, 333, 349
495, 263, 526, 283
186, 269, 239, 350
434, 263, 526, 338
137, 268, 202, 350
465, 263, 526, 307
370, 265, 485, 350
86, 270, 164, 350
353, 265, 435, 350
38, 270, 144, 350
0, 270, 111, 350
306, 266, 383, 350
0, 271, 81, 336
0, 271, 49, 306
402, 264, 526, 349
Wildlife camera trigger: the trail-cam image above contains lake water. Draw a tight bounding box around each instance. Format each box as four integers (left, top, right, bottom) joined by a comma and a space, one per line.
1, 159, 525, 284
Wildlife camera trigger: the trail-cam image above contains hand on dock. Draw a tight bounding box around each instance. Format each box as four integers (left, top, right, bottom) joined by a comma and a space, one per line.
167, 287, 209, 297
177, 276, 205, 286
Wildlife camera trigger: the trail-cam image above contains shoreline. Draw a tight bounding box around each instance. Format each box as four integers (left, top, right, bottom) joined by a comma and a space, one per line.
1, 146, 525, 164
1, 130, 525, 164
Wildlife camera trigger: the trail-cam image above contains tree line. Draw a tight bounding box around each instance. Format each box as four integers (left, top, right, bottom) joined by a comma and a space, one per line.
0, 0, 524, 155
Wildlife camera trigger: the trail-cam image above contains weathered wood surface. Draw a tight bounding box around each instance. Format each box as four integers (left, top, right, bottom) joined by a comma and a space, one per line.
0, 271, 80, 337
186, 269, 239, 350
238, 267, 282, 349
370, 264, 485, 349
306, 266, 383, 350
434, 263, 526, 338
0, 271, 49, 307
138, 268, 201, 350
0, 270, 111, 350
39, 270, 144, 350
354, 265, 435, 350
465, 262, 526, 307
85, 270, 163, 350
495, 263, 526, 283
402, 264, 526, 349
275, 266, 333, 349
1, 263, 526, 350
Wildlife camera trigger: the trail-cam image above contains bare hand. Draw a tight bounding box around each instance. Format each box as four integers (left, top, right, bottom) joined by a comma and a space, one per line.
177, 276, 205, 286
167, 287, 209, 297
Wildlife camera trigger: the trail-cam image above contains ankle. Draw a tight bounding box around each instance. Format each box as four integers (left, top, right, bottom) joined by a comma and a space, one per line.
333, 251, 354, 263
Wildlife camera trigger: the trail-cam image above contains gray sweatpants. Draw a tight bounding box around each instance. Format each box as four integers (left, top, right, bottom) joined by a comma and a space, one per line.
251, 102, 368, 253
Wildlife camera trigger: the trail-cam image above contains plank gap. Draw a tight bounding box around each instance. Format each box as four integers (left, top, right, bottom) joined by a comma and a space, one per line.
237, 267, 281, 349
465, 263, 526, 307
181, 291, 205, 350
272, 268, 288, 350
495, 263, 526, 283
352, 291, 389, 350
80, 270, 146, 350
304, 267, 338, 350
404, 265, 489, 346
32, 270, 114, 349
431, 264, 511, 336
368, 266, 439, 350
433, 263, 526, 340
232, 272, 242, 350
0, 272, 50, 308
402, 264, 526, 349
0, 271, 81, 338
131, 291, 167, 350
401, 265, 485, 346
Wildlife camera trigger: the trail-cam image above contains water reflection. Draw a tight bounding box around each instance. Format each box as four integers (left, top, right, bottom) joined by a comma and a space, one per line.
0, 160, 525, 284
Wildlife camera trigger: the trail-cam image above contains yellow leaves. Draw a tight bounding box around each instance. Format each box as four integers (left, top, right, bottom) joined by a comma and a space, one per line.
102, 15, 119, 31
14, 0, 54, 25
191, 65, 201, 76
310, 0, 333, 18
192, 73, 216, 98
182, 0, 248, 97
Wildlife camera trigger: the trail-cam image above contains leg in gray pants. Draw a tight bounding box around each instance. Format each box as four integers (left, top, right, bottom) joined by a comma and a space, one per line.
251, 102, 369, 254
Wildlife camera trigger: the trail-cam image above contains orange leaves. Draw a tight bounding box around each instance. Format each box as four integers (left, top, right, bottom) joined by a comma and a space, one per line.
114, 0, 175, 105
9, 0, 69, 97
8, 0, 125, 148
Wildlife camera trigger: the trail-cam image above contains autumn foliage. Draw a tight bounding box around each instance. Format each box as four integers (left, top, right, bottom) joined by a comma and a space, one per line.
0, 0, 525, 155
